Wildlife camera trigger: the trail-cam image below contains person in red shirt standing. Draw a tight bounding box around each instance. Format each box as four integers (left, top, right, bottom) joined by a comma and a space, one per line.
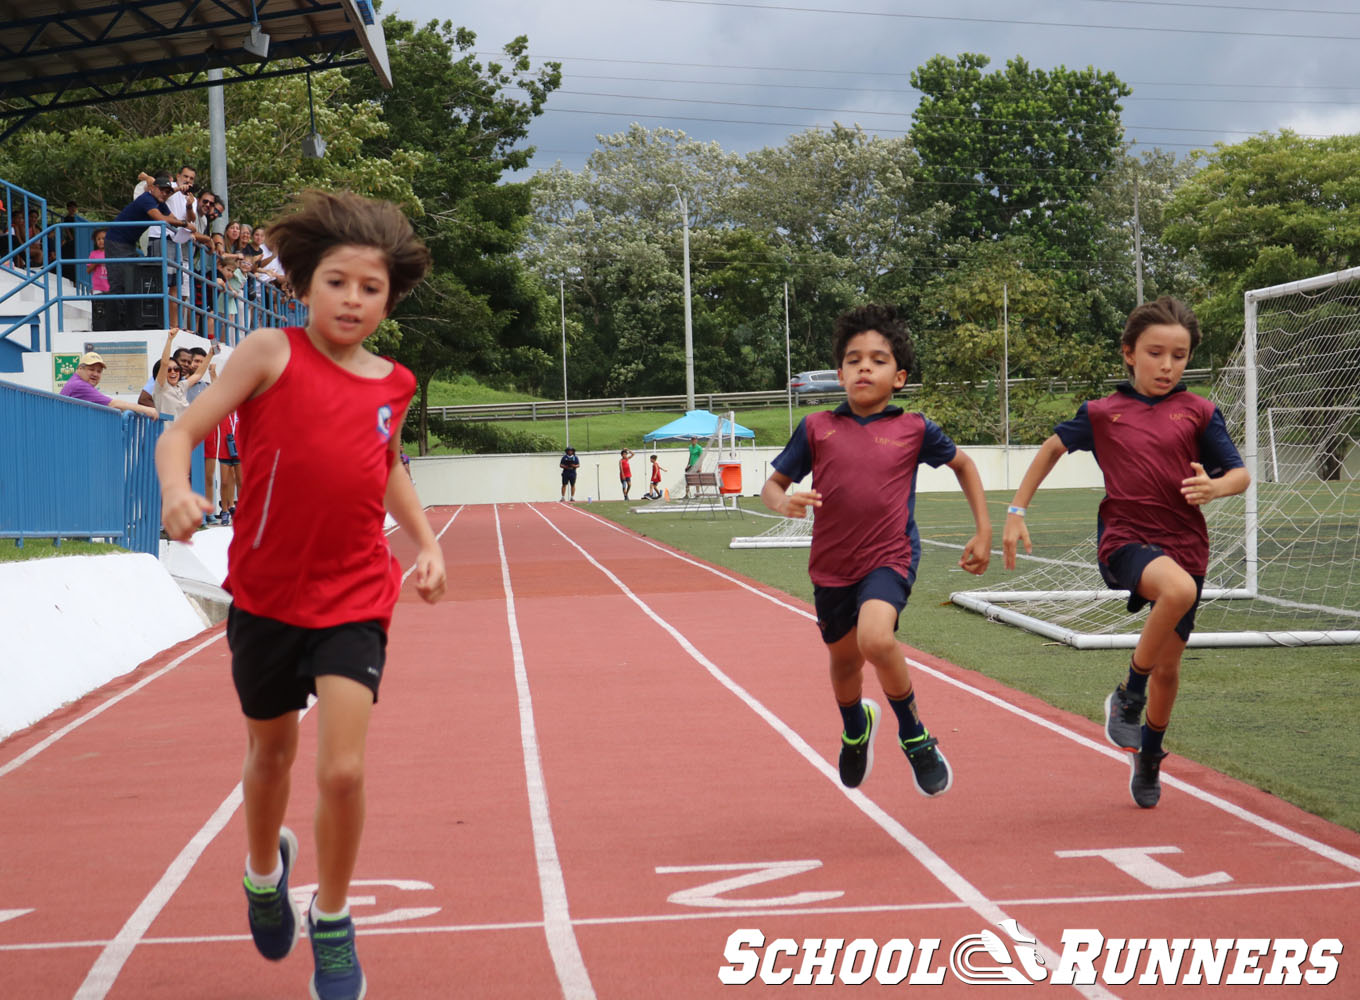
618, 448, 634, 500
156, 190, 443, 1000
1003, 296, 1249, 809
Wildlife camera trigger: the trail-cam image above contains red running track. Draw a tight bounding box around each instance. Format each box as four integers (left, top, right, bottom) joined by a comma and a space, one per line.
1, 502, 1358, 998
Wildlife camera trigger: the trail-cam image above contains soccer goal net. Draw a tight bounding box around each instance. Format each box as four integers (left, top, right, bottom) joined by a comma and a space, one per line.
952, 266, 1360, 648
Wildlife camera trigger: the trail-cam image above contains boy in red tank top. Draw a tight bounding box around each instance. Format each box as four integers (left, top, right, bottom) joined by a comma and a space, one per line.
1003, 297, 1249, 809
157, 191, 444, 1000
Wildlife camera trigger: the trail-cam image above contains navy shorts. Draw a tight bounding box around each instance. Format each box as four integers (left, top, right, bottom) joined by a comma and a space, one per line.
227, 605, 387, 720
812, 566, 914, 645
1099, 543, 1204, 642
562, 470, 577, 486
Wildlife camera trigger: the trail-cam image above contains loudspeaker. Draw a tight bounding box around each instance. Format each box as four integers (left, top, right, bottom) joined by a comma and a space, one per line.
135, 262, 163, 328
91, 298, 111, 332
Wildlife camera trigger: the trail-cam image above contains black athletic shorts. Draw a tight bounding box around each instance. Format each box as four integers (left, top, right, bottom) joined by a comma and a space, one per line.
1099, 542, 1204, 642
812, 566, 914, 645
561, 470, 577, 485
226, 605, 388, 720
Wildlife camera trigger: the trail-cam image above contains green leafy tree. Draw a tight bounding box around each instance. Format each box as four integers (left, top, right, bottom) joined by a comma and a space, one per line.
731, 125, 950, 373
341, 18, 560, 452
0, 70, 418, 224
1164, 130, 1360, 364
916, 237, 1107, 444
910, 53, 1130, 264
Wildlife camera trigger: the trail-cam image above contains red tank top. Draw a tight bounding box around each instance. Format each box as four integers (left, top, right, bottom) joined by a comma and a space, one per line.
224, 326, 416, 630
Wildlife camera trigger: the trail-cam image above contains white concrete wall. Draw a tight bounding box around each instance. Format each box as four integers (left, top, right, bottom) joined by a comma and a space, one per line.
409, 444, 1104, 506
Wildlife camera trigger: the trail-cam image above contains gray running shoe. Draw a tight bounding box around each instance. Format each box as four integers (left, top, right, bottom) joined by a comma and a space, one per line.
1130, 750, 1168, 808
1104, 685, 1145, 751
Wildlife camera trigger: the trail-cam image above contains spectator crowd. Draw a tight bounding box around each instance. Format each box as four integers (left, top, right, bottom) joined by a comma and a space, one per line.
4, 163, 294, 345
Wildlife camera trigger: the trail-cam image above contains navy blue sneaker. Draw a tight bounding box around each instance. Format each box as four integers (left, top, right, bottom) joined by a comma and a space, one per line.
219, 509, 232, 527
244, 826, 299, 960
308, 900, 366, 1000
901, 734, 953, 797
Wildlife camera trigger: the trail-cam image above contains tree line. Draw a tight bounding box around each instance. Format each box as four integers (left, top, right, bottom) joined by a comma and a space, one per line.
4, 20, 1359, 448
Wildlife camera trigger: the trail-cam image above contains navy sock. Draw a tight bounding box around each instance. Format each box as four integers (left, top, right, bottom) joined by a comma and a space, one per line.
888, 690, 927, 744
838, 699, 868, 741
1141, 721, 1167, 756
1124, 656, 1151, 697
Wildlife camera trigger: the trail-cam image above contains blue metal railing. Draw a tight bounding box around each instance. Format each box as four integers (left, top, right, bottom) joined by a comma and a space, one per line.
4, 176, 306, 357
0, 381, 204, 556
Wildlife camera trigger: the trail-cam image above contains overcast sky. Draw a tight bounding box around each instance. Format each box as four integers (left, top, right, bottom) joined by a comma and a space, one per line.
386, 0, 1360, 176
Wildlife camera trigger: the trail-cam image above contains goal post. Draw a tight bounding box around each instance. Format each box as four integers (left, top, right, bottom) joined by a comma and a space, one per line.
951, 265, 1360, 648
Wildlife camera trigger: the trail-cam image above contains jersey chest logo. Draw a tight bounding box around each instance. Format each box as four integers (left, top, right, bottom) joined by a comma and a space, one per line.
376, 404, 393, 440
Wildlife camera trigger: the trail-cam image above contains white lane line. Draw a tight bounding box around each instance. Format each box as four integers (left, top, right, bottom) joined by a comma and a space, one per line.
10, 878, 1360, 954
71, 700, 316, 999
493, 506, 597, 1000
400, 506, 463, 586
0, 630, 226, 780
531, 504, 1117, 1000
567, 504, 1360, 876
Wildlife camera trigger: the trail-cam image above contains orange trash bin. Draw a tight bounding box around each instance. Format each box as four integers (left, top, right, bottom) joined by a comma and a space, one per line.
718, 461, 742, 495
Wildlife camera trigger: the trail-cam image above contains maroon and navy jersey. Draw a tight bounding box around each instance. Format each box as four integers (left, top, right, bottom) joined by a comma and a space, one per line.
1055, 382, 1243, 576
772, 404, 957, 587
225, 326, 415, 630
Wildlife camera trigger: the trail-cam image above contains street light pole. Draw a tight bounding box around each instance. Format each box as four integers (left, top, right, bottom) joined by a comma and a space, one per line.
669, 184, 695, 411
560, 277, 569, 446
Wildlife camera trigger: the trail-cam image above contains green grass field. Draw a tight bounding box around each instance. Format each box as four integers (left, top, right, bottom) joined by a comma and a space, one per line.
589, 490, 1360, 832
0, 538, 122, 563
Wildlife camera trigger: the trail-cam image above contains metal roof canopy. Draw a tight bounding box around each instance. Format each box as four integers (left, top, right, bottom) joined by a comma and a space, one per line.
0, 0, 390, 143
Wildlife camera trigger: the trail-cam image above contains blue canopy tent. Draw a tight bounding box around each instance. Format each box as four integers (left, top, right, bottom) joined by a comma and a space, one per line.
643, 409, 755, 442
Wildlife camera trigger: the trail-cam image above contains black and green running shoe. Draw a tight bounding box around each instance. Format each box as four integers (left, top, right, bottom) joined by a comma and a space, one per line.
838, 699, 879, 788
902, 733, 953, 797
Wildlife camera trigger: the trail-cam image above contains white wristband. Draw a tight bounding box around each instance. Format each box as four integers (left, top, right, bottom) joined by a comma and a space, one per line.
1007, 505, 1027, 517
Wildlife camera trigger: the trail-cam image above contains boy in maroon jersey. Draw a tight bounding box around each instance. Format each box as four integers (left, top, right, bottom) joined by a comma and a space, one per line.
761, 304, 992, 796
1003, 296, 1249, 808
157, 191, 445, 1000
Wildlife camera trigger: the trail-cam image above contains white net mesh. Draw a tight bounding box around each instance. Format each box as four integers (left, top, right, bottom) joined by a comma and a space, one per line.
953, 268, 1360, 647
730, 512, 813, 548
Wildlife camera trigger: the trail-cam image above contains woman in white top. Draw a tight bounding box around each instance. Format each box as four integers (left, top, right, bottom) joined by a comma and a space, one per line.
152, 328, 206, 419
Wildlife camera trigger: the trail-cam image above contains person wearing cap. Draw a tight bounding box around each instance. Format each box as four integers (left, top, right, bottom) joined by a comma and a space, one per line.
103, 175, 186, 330
59, 352, 158, 417
559, 445, 580, 502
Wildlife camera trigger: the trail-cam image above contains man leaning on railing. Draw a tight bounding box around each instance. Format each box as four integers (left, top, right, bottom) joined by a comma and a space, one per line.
60, 351, 159, 419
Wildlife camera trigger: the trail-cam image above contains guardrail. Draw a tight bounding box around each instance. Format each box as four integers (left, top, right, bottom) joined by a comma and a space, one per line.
424, 370, 1212, 423
0, 381, 203, 556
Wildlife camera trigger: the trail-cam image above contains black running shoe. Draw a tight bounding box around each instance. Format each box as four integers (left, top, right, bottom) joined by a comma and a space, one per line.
1104, 685, 1145, 751
245, 826, 299, 961
902, 734, 953, 797
1130, 750, 1168, 808
837, 699, 879, 788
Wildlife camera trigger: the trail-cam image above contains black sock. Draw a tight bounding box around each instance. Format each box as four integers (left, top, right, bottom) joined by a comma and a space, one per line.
1124, 656, 1151, 697
838, 699, 868, 741
888, 690, 927, 744
1141, 720, 1167, 756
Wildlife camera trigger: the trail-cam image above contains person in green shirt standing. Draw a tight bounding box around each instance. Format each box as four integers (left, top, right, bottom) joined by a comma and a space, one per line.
684, 436, 704, 497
